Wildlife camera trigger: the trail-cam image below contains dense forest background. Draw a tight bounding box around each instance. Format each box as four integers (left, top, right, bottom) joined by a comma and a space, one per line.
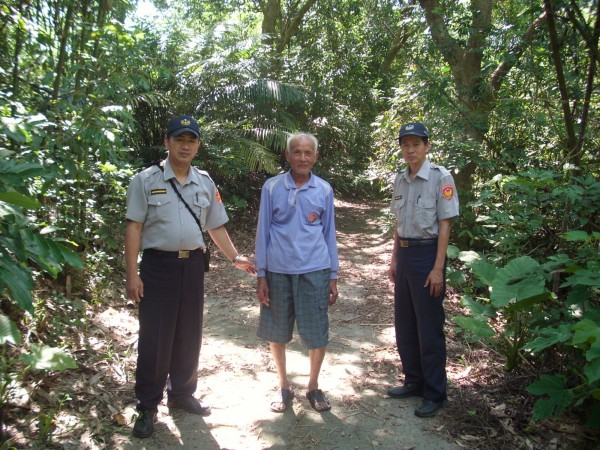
0, 0, 599, 447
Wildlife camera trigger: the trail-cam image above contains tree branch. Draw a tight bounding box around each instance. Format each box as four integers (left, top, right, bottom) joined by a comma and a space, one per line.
490, 12, 547, 94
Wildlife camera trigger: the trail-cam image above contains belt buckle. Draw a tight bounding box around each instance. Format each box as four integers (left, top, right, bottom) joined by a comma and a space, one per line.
399, 240, 409, 248
178, 250, 190, 259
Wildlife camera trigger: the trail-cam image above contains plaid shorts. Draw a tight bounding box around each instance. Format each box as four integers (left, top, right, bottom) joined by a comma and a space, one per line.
257, 269, 330, 349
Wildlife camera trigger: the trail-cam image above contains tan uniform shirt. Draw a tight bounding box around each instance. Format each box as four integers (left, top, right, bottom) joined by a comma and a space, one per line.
390, 160, 459, 238
126, 159, 228, 251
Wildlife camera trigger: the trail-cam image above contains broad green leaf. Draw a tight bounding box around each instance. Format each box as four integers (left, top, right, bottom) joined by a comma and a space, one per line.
0, 314, 22, 345
561, 269, 600, 288
491, 256, 545, 307
527, 375, 574, 422
447, 245, 460, 259
0, 192, 41, 209
20, 344, 78, 371
572, 319, 600, 349
563, 231, 590, 242
458, 250, 480, 264
504, 291, 553, 314
469, 260, 497, 286
530, 398, 557, 423
447, 268, 466, 285
57, 243, 85, 269
584, 359, 600, 383
453, 315, 495, 338
0, 258, 34, 313
522, 324, 571, 353
461, 295, 495, 318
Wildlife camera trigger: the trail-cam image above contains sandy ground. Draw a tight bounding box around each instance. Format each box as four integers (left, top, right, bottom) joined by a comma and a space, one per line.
108, 200, 459, 449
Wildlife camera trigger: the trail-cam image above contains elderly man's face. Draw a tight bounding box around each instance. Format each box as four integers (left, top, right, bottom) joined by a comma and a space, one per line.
285, 136, 318, 178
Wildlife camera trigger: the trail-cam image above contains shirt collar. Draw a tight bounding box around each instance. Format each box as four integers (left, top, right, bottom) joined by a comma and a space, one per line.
402, 159, 431, 182
283, 171, 316, 190
162, 159, 200, 186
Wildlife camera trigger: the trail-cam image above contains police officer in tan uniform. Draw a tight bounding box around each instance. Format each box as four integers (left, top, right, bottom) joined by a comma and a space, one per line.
387, 122, 459, 418
125, 115, 255, 438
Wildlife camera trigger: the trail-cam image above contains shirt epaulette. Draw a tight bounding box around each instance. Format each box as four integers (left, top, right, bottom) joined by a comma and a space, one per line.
193, 167, 215, 183
430, 163, 451, 177
140, 164, 162, 179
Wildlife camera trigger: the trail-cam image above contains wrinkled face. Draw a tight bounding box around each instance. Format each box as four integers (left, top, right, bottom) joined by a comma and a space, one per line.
285, 135, 318, 177
400, 135, 430, 170
164, 132, 201, 166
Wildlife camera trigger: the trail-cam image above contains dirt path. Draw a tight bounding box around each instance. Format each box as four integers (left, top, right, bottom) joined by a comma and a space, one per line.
110, 199, 459, 449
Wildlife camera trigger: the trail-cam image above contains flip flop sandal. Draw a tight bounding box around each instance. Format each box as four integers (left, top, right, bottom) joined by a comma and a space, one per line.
269, 388, 294, 413
306, 389, 331, 412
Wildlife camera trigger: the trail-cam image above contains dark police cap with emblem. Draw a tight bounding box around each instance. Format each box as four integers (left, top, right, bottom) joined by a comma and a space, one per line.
166, 115, 200, 138
399, 122, 429, 139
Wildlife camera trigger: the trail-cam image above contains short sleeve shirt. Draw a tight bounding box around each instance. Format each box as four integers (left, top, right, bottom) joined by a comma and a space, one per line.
390, 160, 459, 238
126, 158, 229, 251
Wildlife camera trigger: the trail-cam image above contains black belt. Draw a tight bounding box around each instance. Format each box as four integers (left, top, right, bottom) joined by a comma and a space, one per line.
143, 248, 204, 259
398, 238, 437, 248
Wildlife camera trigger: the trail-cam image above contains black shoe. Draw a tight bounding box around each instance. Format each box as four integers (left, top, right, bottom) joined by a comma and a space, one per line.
387, 383, 423, 398
415, 398, 448, 418
133, 409, 157, 438
167, 396, 212, 416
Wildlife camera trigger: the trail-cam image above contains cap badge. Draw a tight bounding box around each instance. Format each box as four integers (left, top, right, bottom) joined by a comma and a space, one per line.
405, 124, 414, 130
181, 119, 191, 126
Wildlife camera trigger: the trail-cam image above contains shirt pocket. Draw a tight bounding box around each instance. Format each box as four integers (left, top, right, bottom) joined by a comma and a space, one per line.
193, 196, 210, 225
299, 198, 325, 225
416, 197, 437, 226
391, 198, 406, 218
146, 195, 172, 222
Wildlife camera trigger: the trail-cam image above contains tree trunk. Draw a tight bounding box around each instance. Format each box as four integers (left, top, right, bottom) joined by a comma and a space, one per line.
52, 2, 76, 102
258, 0, 318, 77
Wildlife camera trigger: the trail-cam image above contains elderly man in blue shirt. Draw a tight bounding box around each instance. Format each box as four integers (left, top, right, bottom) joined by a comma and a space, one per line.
255, 132, 339, 414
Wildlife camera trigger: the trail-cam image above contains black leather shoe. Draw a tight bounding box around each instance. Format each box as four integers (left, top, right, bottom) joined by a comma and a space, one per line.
415, 398, 448, 418
387, 383, 423, 398
167, 396, 212, 416
133, 409, 157, 438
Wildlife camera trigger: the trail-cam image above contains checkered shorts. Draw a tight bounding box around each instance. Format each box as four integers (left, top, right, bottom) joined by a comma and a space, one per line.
257, 269, 330, 349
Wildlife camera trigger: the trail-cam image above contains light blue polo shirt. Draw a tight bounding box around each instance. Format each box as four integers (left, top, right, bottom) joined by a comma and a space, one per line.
255, 171, 339, 279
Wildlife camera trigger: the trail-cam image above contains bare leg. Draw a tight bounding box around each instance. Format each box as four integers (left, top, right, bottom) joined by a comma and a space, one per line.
307, 347, 330, 411
270, 342, 289, 389
308, 347, 326, 391
269, 342, 293, 412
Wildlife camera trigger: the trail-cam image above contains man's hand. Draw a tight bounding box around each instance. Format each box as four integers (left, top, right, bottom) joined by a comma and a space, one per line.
126, 274, 144, 303
328, 280, 338, 305
234, 255, 257, 275
388, 259, 397, 284
424, 267, 444, 297
256, 277, 270, 306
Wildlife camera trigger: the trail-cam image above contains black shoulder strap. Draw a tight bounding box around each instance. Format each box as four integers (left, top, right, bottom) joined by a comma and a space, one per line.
156, 164, 205, 236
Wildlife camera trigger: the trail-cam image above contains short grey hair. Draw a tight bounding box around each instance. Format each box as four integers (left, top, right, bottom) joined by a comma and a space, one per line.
286, 132, 319, 153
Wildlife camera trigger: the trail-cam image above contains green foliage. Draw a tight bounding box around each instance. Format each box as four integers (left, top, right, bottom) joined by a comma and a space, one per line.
0, 314, 77, 418
451, 229, 600, 427
0, 154, 84, 313
524, 314, 600, 428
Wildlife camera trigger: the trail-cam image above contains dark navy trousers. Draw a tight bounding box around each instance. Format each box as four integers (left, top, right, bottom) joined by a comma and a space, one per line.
394, 244, 447, 402
135, 251, 205, 410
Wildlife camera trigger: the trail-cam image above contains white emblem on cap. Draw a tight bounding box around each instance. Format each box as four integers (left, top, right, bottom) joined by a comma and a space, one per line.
406, 124, 414, 130
181, 119, 191, 125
